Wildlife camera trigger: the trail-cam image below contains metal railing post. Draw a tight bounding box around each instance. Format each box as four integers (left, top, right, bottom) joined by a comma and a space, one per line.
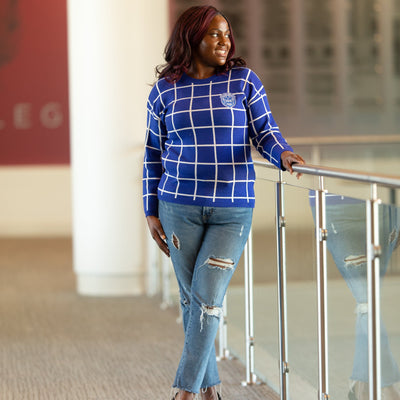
367, 184, 382, 400
315, 176, 329, 400
276, 170, 289, 400
242, 229, 259, 385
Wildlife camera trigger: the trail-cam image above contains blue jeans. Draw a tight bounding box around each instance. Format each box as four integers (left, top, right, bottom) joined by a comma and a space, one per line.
311, 199, 400, 386
159, 200, 253, 394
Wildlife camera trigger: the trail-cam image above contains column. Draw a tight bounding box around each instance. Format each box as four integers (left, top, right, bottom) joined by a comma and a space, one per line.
67, 0, 168, 295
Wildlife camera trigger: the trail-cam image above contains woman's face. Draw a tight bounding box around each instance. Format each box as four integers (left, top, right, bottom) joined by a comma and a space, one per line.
193, 14, 231, 70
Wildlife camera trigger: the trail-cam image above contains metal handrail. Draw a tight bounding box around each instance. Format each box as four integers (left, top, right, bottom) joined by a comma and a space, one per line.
254, 160, 400, 188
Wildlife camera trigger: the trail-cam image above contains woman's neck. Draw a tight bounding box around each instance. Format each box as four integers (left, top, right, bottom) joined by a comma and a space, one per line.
186, 61, 216, 80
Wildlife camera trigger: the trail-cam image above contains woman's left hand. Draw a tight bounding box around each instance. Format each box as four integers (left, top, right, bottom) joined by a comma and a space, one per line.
281, 151, 305, 179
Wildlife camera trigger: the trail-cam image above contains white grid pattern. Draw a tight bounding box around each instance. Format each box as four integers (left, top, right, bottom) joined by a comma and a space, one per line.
143, 68, 293, 217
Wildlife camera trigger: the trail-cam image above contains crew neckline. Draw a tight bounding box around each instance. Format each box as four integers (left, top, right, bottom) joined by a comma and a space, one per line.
181, 72, 226, 83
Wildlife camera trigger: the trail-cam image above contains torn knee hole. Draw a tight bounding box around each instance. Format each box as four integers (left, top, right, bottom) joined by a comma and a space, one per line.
355, 303, 368, 314
172, 233, 180, 250
344, 255, 367, 267
207, 257, 234, 269
200, 304, 223, 331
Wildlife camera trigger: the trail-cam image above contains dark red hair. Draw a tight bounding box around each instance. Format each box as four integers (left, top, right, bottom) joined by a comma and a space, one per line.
157, 6, 246, 83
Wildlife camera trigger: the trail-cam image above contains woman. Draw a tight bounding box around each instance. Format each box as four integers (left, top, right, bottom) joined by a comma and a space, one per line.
143, 6, 304, 400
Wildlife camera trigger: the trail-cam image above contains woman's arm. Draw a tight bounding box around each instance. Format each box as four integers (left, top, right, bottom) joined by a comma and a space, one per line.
143, 84, 170, 256
245, 70, 304, 173
142, 84, 168, 217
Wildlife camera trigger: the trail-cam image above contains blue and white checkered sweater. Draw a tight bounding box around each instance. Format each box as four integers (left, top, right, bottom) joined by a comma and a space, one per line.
143, 67, 293, 217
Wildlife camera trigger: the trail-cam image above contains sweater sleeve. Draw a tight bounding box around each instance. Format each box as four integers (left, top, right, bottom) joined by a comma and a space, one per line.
142, 83, 168, 217
245, 70, 293, 169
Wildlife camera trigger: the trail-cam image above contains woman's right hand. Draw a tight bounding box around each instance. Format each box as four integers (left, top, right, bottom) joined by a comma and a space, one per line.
146, 216, 170, 257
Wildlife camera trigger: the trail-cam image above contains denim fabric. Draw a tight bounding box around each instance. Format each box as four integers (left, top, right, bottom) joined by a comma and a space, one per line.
159, 200, 253, 393
311, 199, 400, 386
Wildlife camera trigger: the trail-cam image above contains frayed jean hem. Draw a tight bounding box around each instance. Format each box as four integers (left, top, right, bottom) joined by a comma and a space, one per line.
172, 379, 222, 394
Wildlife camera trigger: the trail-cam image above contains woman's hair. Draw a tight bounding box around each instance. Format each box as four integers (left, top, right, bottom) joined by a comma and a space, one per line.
156, 5, 246, 83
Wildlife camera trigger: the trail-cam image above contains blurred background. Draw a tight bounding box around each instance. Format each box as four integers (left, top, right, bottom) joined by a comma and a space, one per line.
0, 0, 399, 239
0, 1, 399, 398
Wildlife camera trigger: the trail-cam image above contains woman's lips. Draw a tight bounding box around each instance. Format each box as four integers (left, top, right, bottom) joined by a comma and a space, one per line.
215, 49, 227, 57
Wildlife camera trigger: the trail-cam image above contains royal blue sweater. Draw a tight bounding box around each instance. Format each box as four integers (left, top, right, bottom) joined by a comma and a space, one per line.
143, 67, 293, 217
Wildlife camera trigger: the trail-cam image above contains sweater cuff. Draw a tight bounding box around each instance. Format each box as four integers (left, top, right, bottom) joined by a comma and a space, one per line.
276, 145, 294, 171
144, 197, 159, 218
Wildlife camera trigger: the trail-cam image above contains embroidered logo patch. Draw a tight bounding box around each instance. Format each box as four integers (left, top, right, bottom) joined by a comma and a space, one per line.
220, 93, 236, 108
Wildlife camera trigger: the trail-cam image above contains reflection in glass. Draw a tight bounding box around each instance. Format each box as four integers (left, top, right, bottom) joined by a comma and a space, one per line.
310, 191, 400, 399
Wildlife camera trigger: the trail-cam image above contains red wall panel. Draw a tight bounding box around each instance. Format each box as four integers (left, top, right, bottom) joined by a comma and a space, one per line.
0, 0, 69, 165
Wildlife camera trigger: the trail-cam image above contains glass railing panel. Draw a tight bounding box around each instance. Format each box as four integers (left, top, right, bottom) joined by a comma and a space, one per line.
225, 178, 280, 389
384, 187, 400, 277
284, 183, 319, 399
320, 192, 369, 399
252, 177, 280, 392
376, 198, 400, 398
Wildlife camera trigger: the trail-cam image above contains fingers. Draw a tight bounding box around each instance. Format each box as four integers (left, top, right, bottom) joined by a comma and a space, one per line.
281, 151, 306, 179
146, 216, 170, 257
153, 231, 170, 257
291, 154, 305, 179
293, 154, 306, 165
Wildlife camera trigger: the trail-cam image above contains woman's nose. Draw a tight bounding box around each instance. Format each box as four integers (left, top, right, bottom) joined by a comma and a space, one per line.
218, 35, 229, 46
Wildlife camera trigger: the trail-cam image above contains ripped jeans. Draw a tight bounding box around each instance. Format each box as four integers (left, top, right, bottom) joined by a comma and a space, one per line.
159, 200, 253, 394
311, 199, 400, 387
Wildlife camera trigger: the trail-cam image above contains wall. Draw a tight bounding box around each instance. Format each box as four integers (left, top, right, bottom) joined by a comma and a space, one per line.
0, 1, 168, 237
0, 166, 71, 236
